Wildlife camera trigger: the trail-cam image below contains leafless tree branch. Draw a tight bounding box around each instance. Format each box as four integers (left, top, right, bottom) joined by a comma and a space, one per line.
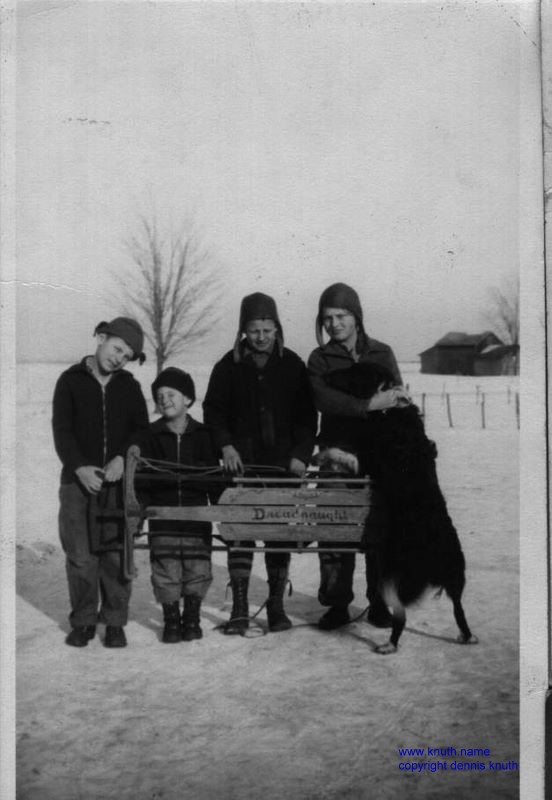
482, 277, 519, 346
116, 214, 221, 373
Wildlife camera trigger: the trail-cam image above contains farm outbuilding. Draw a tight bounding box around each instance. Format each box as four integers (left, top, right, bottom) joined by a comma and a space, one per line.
419, 331, 507, 375
474, 343, 519, 376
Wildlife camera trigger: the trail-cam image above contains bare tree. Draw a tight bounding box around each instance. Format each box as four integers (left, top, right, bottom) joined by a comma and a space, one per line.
117, 215, 221, 373
483, 276, 519, 346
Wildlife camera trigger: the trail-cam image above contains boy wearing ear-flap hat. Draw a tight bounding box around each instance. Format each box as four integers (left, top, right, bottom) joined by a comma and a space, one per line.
203, 292, 317, 634
308, 283, 408, 631
52, 316, 149, 648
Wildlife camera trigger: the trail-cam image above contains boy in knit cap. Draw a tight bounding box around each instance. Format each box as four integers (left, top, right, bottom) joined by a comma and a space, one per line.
308, 283, 409, 631
52, 317, 149, 648
135, 368, 219, 643
203, 292, 317, 634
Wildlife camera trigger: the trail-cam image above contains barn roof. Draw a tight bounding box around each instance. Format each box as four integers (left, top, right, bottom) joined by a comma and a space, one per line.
433, 331, 498, 347
419, 330, 504, 357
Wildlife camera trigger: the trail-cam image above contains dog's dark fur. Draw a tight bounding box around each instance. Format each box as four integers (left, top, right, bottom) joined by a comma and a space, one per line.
321, 363, 477, 654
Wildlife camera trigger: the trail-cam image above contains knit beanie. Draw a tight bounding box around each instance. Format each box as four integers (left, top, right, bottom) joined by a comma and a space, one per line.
315, 283, 365, 347
233, 292, 284, 360
151, 368, 196, 406
94, 317, 146, 364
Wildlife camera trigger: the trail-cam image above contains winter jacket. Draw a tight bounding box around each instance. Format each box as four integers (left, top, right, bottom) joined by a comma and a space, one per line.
307, 333, 402, 447
134, 416, 220, 535
52, 358, 149, 484
203, 344, 317, 469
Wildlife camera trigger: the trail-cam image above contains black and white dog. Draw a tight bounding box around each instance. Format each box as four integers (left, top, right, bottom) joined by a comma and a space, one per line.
317, 362, 478, 654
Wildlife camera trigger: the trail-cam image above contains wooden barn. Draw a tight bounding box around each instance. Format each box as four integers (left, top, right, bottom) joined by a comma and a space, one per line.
419, 331, 506, 375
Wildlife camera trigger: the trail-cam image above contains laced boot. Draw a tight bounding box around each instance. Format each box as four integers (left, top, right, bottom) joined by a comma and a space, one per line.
181, 595, 203, 641
223, 577, 249, 635
162, 601, 182, 643
266, 570, 292, 633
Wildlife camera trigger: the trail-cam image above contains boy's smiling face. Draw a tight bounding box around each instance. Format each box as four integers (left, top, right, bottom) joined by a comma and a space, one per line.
95, 334, 134, 374
156, 386, 191, 420
321, 307, 358, 349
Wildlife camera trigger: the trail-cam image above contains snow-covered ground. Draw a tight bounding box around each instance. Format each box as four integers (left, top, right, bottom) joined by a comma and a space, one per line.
16, 362, 519, 799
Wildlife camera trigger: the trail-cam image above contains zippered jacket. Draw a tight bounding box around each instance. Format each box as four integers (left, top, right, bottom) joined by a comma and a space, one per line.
133, 416, 220, 535
52, 358, 149, 484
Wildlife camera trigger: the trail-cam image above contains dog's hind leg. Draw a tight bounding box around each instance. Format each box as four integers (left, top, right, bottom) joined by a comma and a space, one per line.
375, 587, 405, 654
451, 595, 478, 644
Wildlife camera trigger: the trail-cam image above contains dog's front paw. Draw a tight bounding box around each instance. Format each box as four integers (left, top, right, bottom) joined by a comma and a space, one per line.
375, 641, 398, 655
456, 633, 479, 645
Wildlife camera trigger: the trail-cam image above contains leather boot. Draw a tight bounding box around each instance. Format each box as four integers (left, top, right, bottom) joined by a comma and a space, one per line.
266, 570, 292, 632
65, 625, 96, 647
223, 577, 249, 635
162, 601, 182, 643
181, 595, 203, 641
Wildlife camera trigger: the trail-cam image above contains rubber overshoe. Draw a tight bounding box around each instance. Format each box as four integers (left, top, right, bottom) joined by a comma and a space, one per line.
318, 606, 350, 631
104, 625, 128, 648
65, 625, 96, 647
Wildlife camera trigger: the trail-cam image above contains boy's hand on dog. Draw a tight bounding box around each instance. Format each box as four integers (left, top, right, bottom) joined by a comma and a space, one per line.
222, 445, 244, 475
104, 455, 124, 483
75, 465, 105, 494
367, 384, 410, 412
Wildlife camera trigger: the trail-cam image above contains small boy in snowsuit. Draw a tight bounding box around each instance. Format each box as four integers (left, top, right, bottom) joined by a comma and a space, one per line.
136, 368, 219, 643
52, 317, 148, 648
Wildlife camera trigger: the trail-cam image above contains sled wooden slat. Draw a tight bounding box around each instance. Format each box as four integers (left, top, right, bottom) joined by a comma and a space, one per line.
215, 524, 364, 541
146, 503, 369, 525
217, 487, 375, 507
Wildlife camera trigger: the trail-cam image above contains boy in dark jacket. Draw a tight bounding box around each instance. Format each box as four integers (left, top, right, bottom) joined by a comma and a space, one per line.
308, 283, 409, 631
135, 368, 219, 643
52, 317, 148, 648
203, 293, 317, 635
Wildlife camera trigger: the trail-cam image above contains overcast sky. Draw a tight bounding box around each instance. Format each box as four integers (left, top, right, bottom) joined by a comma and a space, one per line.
16, 0, 539, 364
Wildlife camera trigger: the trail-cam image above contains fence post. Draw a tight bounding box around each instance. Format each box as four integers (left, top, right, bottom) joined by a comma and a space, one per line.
480, 392, 486, 429
475, 384, 480, 404
515, 392, 520, 429
507, 385, 511, 405
421, 392, 426, 418
446, 393, 453, 428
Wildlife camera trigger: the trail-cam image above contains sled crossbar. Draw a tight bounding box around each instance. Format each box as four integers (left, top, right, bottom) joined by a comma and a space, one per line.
121, 445, 388, 579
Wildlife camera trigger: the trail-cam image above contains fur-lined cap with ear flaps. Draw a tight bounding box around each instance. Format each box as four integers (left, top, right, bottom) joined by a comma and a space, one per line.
94, 317, 146, 364
233, 292, 284, 360
315, 283, 365, 347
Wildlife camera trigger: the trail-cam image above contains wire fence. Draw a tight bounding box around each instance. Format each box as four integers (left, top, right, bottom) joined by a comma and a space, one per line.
405, 383, 519, 431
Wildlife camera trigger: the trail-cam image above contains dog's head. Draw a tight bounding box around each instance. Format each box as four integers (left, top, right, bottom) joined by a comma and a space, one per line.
314, 447, 359, 475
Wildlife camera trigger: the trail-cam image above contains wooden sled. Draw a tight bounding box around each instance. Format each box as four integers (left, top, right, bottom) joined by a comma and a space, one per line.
122, 445, 388, 580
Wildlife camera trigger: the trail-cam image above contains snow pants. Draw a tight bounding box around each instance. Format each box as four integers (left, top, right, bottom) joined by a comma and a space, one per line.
149, 528, 212, 604
58, 482, 131, 628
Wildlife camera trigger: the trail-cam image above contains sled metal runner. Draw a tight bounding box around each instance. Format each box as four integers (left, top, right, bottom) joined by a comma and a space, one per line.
122, 445, 388, 580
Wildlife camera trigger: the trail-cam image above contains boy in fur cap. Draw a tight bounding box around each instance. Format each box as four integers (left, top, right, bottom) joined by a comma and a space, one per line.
308, 283, 408, 631
204, 292, 317, 634
52, 317, 148, 648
